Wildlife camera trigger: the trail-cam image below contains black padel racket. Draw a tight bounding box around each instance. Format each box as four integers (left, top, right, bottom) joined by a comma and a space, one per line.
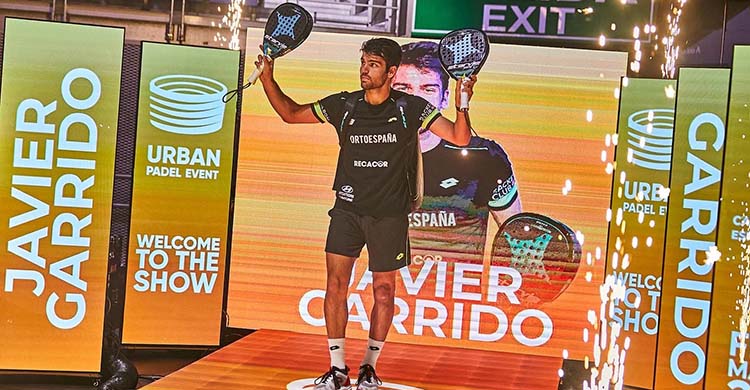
438, 28, 489, 111
223, 3, 313, 102
491, 213, 582, 305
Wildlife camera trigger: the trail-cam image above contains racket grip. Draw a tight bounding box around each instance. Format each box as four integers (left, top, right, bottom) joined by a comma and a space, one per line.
459, 79, 469, 111
247, 58, 265, 85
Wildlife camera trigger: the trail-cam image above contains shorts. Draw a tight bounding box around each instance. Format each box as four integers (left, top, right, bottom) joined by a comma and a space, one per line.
325, 207, 411, 272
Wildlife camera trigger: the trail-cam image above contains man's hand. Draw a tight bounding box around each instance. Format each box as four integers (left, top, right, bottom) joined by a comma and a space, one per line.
426, 75, 476, 145
254, 44, 274, 85
454, 75, 477, 110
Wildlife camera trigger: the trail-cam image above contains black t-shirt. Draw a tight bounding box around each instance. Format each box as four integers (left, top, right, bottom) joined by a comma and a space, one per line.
313, 89, 441, 216
409, 136, 518, 264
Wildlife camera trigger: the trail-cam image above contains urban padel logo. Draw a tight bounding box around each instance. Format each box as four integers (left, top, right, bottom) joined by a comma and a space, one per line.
626, 108, 675, 171
149, 74, 228, 135
286, 379, 422, 390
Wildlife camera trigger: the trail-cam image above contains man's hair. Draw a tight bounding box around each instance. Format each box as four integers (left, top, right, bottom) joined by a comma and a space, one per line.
400, 41, 449, 92
361, 38, 402, 70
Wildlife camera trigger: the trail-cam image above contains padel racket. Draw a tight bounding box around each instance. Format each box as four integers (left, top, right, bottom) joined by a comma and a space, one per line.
438, 28, 489, 111
223, 3, 313, 102
491, 213, 581, 305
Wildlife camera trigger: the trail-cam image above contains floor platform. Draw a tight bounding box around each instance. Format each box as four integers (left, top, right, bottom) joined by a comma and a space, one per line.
141, 329, 564, 390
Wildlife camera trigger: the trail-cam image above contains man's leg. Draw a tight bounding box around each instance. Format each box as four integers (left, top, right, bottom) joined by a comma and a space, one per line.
358, 213, 408, 389
325, 252, 356, 370
323, 208, 364, 365
368, 270, 397, 343
367, 270, 397, 364
315, 252, 357, 390
324, 252, 357, 340
318, 209, 365, 389
356, 270, 396, 389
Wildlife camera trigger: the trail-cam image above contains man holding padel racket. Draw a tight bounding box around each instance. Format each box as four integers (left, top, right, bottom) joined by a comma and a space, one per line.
253, 36, 476, 389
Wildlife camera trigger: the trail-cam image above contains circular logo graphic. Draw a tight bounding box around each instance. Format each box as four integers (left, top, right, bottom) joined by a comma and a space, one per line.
626, 108, 675, 171
286, 379, 422, 390
341, 185, 354, 194
149, 74, 228, 135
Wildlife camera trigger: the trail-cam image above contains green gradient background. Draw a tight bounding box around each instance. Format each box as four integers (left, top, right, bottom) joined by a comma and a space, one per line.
606, 78, 676, 389
122, 42, 239, 346
0, 18, 123, 371
705, 46, 750, 390
655, 68, 730, 390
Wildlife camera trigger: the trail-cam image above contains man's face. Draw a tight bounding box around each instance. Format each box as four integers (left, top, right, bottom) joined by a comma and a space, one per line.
359, 52, 394, 90
393, 64, 449, 111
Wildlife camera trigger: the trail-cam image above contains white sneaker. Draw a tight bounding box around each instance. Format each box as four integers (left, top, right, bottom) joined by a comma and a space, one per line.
356, 364, 382, 390
314, 366, 352, 390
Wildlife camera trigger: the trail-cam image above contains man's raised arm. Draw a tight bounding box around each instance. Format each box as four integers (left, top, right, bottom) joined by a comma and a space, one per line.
424, 75, 477, 146
255, 53, 320, 124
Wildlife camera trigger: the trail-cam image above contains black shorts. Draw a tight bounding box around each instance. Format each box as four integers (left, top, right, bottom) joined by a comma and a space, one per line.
325, 208, 411, 272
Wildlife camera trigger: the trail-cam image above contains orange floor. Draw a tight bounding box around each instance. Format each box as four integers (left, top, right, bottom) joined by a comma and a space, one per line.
141, 329, 563, 390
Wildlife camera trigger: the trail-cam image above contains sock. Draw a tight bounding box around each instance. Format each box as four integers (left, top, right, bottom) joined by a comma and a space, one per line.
361, 338, 385, 369
328, 338, 346, 370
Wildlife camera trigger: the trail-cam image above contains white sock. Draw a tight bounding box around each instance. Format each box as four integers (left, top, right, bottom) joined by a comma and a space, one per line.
362, 338, 384, 369
328, 338, 346, 370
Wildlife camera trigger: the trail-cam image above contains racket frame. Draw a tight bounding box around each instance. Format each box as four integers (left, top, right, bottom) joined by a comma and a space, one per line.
438, 28, 489, 111
247, 3, 313, 85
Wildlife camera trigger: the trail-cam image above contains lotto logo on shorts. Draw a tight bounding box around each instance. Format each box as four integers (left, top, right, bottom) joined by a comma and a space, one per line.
440, 177, 459, 189
396, 252, 405, 261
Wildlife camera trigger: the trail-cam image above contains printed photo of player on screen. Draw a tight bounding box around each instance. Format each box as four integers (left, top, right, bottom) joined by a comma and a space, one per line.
394, 41, 522, 267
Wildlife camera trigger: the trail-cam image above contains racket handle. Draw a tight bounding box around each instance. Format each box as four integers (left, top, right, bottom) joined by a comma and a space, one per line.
247, 57, 265, 85
459, 78, 469, 111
